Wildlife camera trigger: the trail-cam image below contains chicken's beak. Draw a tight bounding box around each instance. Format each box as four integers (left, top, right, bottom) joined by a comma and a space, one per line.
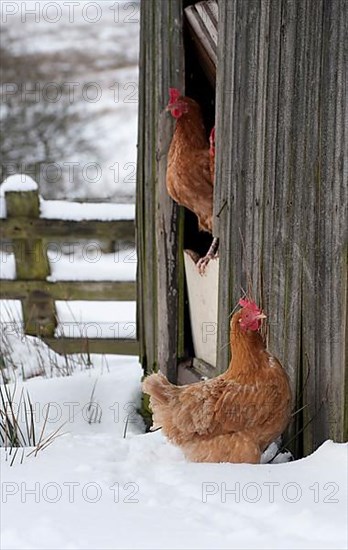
256, 313, 267, 320
166, 101, 182, 111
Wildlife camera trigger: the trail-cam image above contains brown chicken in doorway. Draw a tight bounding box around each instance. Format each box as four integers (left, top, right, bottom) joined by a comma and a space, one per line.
165, 88, 218, 273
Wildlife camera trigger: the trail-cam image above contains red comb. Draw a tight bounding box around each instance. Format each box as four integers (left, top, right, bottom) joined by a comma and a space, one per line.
239, 298, 260, 312
169, 88, 181, 104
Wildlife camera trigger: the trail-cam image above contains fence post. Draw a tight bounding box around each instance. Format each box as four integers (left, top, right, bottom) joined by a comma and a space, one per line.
4, 179, 57, 337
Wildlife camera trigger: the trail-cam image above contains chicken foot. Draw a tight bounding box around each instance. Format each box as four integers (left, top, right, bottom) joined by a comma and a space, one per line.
197, 237, 219, 275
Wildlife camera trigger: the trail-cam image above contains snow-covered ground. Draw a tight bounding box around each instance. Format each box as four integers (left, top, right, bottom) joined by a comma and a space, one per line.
1, 356, 347, 550
55, 301, 136, 339
40, 199, 135, 221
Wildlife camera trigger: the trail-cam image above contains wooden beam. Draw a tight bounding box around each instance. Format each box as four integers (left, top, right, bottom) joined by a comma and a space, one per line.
185, 0, 218, 86
43, 337, 139, 356
0, 218, 135, 241
136, 0, 185, 380
5, 188, 57, 337
156, 0, 185, 383
0, 280, 136, 301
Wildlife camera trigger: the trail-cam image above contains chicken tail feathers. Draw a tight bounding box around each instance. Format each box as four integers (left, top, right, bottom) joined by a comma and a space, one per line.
142, 372, 173, 405
142, 373, 181, 432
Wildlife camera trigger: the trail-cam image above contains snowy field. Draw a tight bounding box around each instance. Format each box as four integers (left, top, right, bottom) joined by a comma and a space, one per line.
1, 350, 347, 550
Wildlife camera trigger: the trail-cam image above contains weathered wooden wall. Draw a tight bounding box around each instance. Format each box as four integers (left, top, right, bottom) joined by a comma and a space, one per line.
214, 0, 347, 453
136, 0, 185, 381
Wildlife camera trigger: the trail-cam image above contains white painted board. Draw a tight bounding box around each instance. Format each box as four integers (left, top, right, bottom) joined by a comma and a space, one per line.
184, 251, 219, 367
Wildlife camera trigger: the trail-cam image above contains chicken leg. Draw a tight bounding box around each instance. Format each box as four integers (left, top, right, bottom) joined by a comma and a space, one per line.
197, 237, 219, 275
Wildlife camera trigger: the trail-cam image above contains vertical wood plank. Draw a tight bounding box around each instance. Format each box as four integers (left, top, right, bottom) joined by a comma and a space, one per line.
215, 0, 347, 454
311, 0, 347, 449
136, 0, 157, 372
5, 190, 50, 279
156, 0, 185, 382
5, 188, 57, 337
214, 0, 237, 374
135, 0, 146, 367
136, 0, 185, 380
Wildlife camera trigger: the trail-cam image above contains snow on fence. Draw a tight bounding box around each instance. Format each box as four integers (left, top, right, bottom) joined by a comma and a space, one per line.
0, 175, 138, 356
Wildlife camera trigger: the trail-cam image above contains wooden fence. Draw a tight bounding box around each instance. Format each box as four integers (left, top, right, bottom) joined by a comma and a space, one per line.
0, 185, 138, 356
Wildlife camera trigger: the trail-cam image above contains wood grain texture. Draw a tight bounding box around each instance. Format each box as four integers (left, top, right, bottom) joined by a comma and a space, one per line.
43, 337, 139, 356
136, 0, 185, 381
4, 188, 56, 336
185, 0, 218, 85
0, 218, 134, 240
0, 280, 136, 301
215, 0, 347, 453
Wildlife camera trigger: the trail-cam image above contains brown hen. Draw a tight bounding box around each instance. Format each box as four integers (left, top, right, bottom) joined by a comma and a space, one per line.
166, 89, 218, 272
143, 299, 292, 463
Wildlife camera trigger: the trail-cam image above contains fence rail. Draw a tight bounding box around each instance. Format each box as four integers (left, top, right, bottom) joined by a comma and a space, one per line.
43, 337, 139, 356
0, 218, 134, 240
0, 280, 136, 301
0, 180, 138, 356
